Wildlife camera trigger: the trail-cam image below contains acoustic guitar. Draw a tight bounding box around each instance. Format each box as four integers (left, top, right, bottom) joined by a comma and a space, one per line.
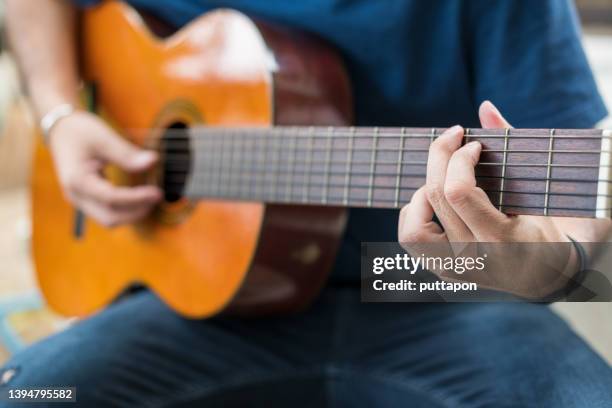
31, 1, 612, 318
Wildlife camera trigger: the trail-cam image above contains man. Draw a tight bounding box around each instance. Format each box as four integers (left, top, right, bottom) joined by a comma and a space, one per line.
3, 0, 612, 406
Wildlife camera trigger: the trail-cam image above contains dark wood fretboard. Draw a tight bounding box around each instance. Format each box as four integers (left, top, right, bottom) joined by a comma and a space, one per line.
161, 126, 611, 219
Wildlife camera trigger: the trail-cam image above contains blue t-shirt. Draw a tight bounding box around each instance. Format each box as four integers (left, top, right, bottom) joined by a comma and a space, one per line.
74, 0, 608, 282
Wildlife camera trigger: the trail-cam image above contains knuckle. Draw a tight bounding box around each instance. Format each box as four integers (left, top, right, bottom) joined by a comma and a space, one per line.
430, 138, 454, 156
99, 194, 118, 208
444, 181, 472, 205
63, 174, 81, 193
425, 183, 445, 205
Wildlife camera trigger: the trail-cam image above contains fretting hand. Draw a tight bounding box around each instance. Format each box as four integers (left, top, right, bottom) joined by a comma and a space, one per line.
397, 101, 609, 299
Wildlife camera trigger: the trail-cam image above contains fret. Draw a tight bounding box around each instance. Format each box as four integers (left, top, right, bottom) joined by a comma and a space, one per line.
322, 127, 333, 204
269, 129, 281, 202
303, 127, 314, 203
543, 129, 555, 215
498, 128, 510, 211
430, 127, 436, 146
221, 132, 233, 196
193, 135, 210, 197
343, 127, 355, 205
212, 132, 224, 196
394, 128, 406, 208
367, 127, 379, 207
597, 129, 612, 219
285, 127, 297, 203
245, 134, 254, 200
225, 131, 234, 197
464, 127, 471, 143
238, 131, 248, 199
255, 129, 268, 201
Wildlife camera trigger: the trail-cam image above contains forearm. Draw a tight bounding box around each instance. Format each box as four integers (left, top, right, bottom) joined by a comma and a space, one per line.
6, 0, 79, 119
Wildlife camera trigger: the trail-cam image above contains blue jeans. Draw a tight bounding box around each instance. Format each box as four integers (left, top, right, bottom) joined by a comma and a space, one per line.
1, 288, 611, 407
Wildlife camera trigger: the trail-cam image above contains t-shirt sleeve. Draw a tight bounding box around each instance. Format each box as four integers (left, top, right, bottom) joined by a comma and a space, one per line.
467, 0, 608, 128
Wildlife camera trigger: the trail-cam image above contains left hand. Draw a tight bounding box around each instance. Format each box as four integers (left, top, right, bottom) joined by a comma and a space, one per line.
398, 101, 579, 299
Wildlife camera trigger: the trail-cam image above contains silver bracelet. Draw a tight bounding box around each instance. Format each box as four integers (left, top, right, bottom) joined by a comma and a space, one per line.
40, 103, 76, 144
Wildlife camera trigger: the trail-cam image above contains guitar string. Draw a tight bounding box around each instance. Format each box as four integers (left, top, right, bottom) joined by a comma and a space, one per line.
166, 175, 612, 199
163, 157, 611, 169
172, 190, 610, 213
162, 172, 612, 185
138, 128, 612, 140
162, 147, 611, 155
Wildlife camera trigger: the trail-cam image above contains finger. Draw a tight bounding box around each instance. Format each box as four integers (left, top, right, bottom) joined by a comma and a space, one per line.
399, 187, 452, 275
94, 132, 158, 172
426, 125, 473, 241
398, 186, 445, 244
71, 173, 161, 210
445, 142, 508, 240
478, 100, 512, 129
76, 198, 154, 228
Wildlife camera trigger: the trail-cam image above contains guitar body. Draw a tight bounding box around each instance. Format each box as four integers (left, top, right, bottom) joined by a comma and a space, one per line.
31, 1, 351, 318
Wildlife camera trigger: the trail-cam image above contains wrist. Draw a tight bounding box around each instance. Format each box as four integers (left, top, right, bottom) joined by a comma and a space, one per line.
540, 237, 587, 302
39, 103, 79, 145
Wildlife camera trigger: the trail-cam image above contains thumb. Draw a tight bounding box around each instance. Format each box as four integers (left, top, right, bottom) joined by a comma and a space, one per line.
479, 100, 513, 129
97, 134, 158, 172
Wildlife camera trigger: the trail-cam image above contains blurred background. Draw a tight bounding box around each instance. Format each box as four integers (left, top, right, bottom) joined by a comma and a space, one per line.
0, 0, 610, 364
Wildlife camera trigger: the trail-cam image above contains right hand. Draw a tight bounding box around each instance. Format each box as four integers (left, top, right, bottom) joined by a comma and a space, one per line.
48, 110, 162, 227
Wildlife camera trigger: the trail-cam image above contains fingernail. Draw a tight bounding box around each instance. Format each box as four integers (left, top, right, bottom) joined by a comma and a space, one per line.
484, 100, 500, 114
466, 141, 481, 152
133, 151, 156, 167
443, 125, 463, 137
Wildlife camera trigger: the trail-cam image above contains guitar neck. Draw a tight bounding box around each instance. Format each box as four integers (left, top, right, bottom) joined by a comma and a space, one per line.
162, 126, 612, 218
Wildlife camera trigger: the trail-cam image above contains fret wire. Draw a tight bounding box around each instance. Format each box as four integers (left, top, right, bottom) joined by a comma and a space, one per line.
464, 127, 471, 143
238, 132, 248, 198
285, 127, 297, 203
212, 132, 223, 196
498, 128, 510, 211
224, 132, 233, 194
256, 129, 268, 200
367, 127, 379, 207
269, 129, 281, 202
343, 127, 355, 205
303, 127, 314, 203
430, 127, 435, 146
245, 135, 253, 199
224, 132, 233, 195
544, 129, 555, 216
220, 133, 230, 196
394, 128, 407, 208
322, 127, 333, 204
235, 135, 251, 198
218, 134, 229, 196
228, 131, 237, 196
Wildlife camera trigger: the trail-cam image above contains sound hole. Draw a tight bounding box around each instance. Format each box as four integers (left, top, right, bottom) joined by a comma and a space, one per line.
161, 122, 191, 203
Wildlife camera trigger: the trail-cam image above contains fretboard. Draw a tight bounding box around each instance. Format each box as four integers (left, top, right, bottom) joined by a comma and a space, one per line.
162, 126, 612, 218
